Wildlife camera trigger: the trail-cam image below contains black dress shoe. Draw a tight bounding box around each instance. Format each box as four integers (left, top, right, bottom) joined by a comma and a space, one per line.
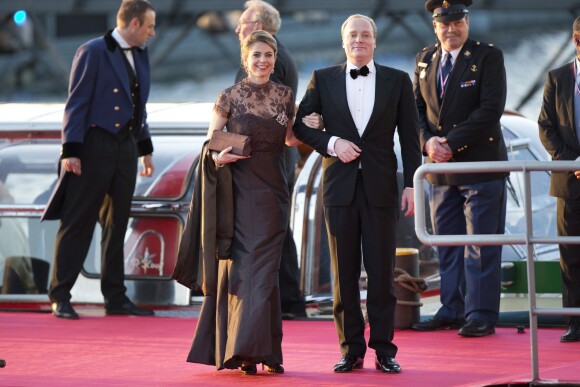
411, 317, 464, 331
333, 354, 364, 373
560, 322, 580, 342
51, 301, 79, 320
375, 356, 401, 373
105, 302, 154, 316
458, 319, 495, 337
240, 363, 257, 375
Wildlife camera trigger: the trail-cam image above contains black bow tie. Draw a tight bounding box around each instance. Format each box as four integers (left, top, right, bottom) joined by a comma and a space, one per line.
350, 65, 369, 79
122, 47, 141, 53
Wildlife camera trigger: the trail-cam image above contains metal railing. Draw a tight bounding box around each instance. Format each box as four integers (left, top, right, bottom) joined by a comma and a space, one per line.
413, 160, 580, 383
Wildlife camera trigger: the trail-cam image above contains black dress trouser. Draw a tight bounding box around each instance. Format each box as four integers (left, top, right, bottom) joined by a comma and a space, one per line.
49, 127, 137, 307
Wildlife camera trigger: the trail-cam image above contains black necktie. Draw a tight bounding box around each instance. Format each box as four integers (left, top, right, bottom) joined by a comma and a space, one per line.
442, 52, 453, 80
350, 65, 369, 79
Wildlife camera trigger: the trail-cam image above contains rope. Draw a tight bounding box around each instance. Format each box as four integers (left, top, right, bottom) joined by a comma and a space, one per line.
394, 267, 428, 294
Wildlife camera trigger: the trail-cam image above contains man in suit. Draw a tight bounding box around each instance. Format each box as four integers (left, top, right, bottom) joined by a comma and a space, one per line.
46, 0, 156, 319
410, 0, 508, 337
538, 15, 580, 343
234, 0, 306, 319
293, 14, 421, 373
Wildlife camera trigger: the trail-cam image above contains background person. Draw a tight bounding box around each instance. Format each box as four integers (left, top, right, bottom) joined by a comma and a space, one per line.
43, 0, 156, 319
234, 0, 306, 319
185, 30, 300, 375
293, 14, 421, 374
411, 0, 508, 337
537, 15, 580, 343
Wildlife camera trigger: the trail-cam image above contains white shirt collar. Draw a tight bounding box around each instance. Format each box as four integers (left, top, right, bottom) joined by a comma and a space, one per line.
575, 57, 580, 79
112, 28, 131, 49
346, 59, 376, 74
442, 47, 462, 64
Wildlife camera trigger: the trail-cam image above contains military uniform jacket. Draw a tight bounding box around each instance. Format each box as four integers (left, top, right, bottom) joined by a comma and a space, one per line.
538, 61, 580, 199
61, 30, 153, 159
414, 37, 508, 185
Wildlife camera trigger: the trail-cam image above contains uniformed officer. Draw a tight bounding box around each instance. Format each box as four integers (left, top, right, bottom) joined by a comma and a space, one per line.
411, 0, 509, 337
44, 0, 156, 319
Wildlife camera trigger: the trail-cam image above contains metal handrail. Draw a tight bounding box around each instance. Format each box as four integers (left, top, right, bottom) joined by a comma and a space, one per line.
413, 160, 580, 383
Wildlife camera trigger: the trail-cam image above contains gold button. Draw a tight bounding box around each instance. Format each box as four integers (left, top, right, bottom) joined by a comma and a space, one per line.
141, 123, 144, 128
489, 137, 493, 141
115, 123, 120, 128
113, 88, 119, 93
437, 125, 442, 130
114, 106, 120, 111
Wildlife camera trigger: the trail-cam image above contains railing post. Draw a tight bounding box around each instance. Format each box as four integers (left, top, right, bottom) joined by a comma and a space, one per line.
523, 168, 540, 381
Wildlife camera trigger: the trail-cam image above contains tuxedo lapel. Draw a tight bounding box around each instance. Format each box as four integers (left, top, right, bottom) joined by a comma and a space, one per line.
329, 64, 359, 137
364, 63, 391, 136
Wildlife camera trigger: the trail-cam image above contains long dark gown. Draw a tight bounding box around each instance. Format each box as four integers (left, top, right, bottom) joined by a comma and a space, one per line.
187, 78, 295, 370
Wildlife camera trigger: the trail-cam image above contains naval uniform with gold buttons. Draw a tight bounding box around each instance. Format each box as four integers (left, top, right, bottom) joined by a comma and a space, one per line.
46, 29, 153, 311
413, 37, 508, 328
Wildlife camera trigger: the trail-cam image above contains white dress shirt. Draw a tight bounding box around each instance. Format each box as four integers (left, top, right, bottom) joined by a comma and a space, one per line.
112, 29, 135, 72
327, 60, 376, 156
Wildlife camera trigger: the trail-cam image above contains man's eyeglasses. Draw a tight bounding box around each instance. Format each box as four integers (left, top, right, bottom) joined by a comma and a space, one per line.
237, 20, 259, 29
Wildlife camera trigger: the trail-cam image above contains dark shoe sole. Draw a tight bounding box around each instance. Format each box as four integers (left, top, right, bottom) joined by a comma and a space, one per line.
560, 337, 580, 342
411, 323, 463, 331
53, 312, 79, 320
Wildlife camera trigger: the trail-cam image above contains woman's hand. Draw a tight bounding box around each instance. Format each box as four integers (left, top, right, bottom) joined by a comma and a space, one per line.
302, 113, 324, 129
214, 147, 249, 166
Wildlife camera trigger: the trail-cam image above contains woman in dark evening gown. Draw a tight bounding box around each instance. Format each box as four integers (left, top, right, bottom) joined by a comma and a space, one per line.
185, 30, 302, 375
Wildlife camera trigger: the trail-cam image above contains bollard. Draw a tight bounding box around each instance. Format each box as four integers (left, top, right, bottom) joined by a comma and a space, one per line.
394, 248, 423, 329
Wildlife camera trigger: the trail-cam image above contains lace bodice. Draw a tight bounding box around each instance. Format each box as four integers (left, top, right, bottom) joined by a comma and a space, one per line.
214, 78, 295, 154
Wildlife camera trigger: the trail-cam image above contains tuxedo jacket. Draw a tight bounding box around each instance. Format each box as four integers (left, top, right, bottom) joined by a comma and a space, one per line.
538, 61, 580, 199
414, 38, 508, 185
61, 30, 153, 159
293, 62, 421, 208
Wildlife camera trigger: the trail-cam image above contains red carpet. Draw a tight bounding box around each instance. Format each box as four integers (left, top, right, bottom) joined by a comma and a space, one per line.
1, 310, 580, 386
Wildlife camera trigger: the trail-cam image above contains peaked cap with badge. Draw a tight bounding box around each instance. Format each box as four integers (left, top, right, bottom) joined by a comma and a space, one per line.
425, 0, 472, 22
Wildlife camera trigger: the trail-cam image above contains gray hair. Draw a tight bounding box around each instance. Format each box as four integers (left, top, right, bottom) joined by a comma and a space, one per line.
244, 0, 281, 34
341, 14, 377, 39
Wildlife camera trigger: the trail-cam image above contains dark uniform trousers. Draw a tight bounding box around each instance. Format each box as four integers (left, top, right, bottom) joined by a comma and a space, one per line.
557, 197, 580, 321
49, 126, 137, 307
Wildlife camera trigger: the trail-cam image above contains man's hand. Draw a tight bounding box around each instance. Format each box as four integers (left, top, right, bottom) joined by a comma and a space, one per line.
334, 139, 361, 163
401, 187, 414, 217
139, 154, 154, 177
62, 157, 81, 176
425, 136, 453, 163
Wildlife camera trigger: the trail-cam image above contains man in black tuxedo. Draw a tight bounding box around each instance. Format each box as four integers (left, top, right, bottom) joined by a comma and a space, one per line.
538, 16, 580, 343
234, 0, 305, 319
44, 0, 156, 319
293, 14, 421, 374
411, 0, 508, 337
